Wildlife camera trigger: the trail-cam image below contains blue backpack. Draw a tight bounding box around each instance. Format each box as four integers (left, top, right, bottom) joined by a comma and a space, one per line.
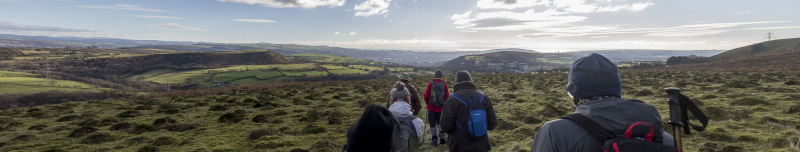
451, 93, 487, 141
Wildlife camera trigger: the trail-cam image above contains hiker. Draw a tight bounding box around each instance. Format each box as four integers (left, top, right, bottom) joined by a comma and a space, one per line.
388, 81, 423, 151
423, 70, 449, 146
530, 53, 675, 152
343, 104, 396, 152
387, 73, 422, 116
441, 70, 498, 151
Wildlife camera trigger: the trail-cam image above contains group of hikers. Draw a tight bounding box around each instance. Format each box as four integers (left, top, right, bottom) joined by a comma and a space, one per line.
343, 53, 683, 152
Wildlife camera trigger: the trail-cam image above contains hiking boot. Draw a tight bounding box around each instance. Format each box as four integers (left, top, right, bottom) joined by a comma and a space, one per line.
431, 137, 438, 146
440, 137, 446, 145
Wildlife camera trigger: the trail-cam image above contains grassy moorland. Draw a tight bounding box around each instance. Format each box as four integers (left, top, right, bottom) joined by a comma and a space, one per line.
1, 70, 798, 151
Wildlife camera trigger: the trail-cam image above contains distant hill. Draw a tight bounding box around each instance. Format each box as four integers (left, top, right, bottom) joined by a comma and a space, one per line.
0, 38, 88, 48
673, 38, 800, 71
442, 51, 579, 73
565, 49, 725, 62
126, 43, 503, 67
708, 37, 800, 61
65, 50, 291, 78
0, 34, 193, 48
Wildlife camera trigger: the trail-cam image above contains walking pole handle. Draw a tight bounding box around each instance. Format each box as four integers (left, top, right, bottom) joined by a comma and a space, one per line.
665, 87, 683, 127
665, 87, 683, 152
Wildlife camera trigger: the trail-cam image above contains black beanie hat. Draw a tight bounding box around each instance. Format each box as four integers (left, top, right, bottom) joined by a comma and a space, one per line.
344, 104, 396, 152
566, 53, 622, 106
455, 70, 472, 85
434, 70, 443, 78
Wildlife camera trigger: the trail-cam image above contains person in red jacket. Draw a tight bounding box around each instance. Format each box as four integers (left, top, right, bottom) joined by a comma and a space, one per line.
423, 70, 449, 146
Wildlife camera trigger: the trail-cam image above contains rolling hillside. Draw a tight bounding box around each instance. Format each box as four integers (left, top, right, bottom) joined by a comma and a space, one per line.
673, 37, 800, 71
442, 51, 579, 73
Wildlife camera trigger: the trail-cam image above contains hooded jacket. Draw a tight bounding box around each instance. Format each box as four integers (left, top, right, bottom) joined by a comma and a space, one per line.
530, 98, 675, 152
387, 82, 423, 116
389, 101, 424, 138
530, 53, 674, 152
441, 75, 498, 151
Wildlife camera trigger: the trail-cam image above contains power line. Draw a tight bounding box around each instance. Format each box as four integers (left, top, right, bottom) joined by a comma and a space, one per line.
764, 32, 776, 41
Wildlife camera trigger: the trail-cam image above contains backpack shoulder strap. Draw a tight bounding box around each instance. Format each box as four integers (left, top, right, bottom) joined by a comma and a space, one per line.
450, 94, 466, 105
561, 113, 616, 142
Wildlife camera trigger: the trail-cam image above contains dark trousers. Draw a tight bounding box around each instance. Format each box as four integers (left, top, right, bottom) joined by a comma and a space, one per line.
427, 110, 445, 138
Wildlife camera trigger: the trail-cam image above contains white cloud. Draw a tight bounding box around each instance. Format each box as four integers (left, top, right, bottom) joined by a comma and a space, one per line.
349, 30, 358, 35
334, 31, 340, 35
456, 1, 653, 31
77, 4, 168, 12
452, 9, 586, 31
516, 21, 793, 38
149, 23, 204, 31
0, 21, 90, 32
217, 0, 345, 9
232, 19, 276, 23
476, 0, 653, 13
133, 15, 184, 19
354, 0, 392, 17
477, 0, 540, 9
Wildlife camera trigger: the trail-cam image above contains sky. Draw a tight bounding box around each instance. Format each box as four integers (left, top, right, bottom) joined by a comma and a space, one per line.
1, 0, 799, 52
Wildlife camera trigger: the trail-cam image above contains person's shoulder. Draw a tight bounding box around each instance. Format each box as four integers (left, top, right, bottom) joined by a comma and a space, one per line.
540, 118, 581, 131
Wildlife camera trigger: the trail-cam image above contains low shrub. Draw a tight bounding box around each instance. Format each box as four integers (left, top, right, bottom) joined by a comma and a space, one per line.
152, 136, 176, 146
55, 115, 81, 122
110, 122, 135, 131
68, 127, 99, 138
164, 124, 198, 132
218, 112, 245, 123
28, 124, 47, 130
80, 132, 115, 144
116, 110, 141, 118
152, 117, 177, 126
248, 128, 278, 140
131, 124, 159, 134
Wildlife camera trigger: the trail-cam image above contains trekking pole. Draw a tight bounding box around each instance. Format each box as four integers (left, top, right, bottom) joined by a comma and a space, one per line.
665, 87, 684, 152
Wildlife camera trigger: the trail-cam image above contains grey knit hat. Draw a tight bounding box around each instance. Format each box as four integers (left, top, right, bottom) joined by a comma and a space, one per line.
390, 81, 410, 100
455, 70, 472, 85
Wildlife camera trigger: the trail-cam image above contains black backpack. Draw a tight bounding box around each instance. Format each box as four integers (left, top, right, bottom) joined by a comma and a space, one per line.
561, 113, 678, 152
429, 81, 445, 107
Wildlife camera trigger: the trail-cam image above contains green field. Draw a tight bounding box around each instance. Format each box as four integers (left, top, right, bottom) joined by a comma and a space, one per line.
0, 74, 113, 94
348, 65, 382, 71
213, 71, 283, 82
281, 71, 329, 77
328, 69, 370, 75
0, 71, 39, 77
320, 64, 350, 70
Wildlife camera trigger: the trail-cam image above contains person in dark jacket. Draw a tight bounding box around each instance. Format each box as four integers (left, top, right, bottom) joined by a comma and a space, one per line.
423, 70, 450, 146
530, 53, 674, 152
344, 104, 397, 152
441, 70, 498, 152
387, 73, 422, 116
